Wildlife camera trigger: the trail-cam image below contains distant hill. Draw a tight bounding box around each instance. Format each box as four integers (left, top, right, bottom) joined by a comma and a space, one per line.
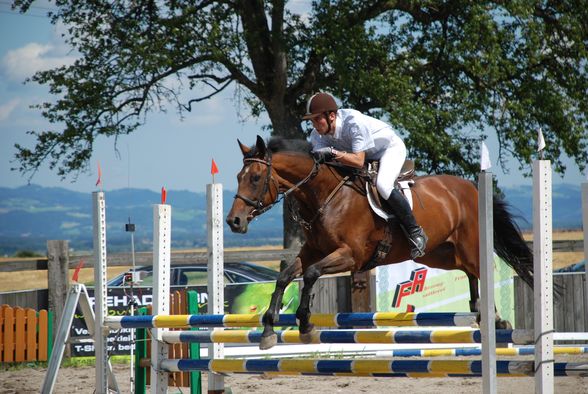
0, 183, 583, 256
499, 183, 583, 230
0, 185, 283, 255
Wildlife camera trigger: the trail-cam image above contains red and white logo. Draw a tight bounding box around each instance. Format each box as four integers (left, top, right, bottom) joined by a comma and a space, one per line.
391, 267, 428, 308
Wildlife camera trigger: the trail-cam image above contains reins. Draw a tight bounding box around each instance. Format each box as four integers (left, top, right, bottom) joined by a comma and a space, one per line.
291, 173, 349, 230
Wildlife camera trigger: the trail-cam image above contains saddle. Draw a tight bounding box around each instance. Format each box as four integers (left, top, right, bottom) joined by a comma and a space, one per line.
366, 160, 416, 217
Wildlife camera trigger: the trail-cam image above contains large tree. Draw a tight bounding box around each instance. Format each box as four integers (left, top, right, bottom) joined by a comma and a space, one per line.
13, 0, 588, 178
13, 1, 588, 243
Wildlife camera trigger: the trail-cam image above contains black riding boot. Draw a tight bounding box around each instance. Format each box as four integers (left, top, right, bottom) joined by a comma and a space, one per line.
386, 188, 428, 259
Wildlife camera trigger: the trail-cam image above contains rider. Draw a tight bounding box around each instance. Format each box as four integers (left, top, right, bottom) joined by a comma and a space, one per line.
302, 92, 427, 259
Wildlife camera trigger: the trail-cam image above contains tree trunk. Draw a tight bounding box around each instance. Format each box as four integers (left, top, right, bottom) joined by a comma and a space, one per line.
266, 100, 304, 139
264, 98, 308, 269
281, 197, 305, 270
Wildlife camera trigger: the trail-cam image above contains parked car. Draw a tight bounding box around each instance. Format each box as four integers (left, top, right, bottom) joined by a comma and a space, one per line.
107, 261, 279, 287
555, 260, 585, 273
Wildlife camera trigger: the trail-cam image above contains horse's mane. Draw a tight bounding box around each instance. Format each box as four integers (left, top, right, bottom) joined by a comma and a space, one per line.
245, 137, 312, 159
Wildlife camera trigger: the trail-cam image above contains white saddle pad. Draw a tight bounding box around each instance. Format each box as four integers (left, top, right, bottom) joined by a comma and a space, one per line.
367, 180, 414, 220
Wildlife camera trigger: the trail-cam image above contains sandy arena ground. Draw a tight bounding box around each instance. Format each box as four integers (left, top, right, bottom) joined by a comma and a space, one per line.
2, 361, 587, 394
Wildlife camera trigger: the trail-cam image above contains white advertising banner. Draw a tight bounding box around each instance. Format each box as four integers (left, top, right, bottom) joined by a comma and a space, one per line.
375, 255, 515, 325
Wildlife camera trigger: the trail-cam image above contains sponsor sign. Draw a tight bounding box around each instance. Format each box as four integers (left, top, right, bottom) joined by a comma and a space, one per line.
376, 255, 515, 324
71, 282, 299, 357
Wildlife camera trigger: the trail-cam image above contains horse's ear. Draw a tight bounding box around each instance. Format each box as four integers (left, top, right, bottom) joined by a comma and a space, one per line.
255, 135, 267, 157
238, 139, 250, 156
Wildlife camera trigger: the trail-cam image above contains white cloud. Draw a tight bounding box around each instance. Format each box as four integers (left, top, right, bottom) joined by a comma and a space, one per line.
1, 42, 76, 81
0, 99, 20, 121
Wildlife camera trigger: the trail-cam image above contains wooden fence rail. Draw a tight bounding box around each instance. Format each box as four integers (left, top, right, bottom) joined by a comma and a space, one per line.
0, 305, 52, 362
0, 248, 300, 273
514, 273, 588, 334
0, 240, 582, 273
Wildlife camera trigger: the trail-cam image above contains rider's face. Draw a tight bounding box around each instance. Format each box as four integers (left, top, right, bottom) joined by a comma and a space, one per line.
310, 112, 336, 135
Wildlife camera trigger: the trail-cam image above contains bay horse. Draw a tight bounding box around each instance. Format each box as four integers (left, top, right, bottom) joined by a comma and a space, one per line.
226, 136, 534, 350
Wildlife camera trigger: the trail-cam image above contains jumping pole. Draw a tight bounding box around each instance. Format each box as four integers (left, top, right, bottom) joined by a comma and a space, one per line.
93, 191, 110, 394
151, 202, 172, 393
533, 158, 554, 393
478, 168, 497, 394
207, 183, 225, 394
582, 180, 588, 317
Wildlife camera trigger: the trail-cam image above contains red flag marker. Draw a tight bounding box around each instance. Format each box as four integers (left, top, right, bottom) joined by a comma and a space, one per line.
95, 162, 102, 188
161, 187, 167, 204
72, 259, 85, 282
211, 159, 219, 183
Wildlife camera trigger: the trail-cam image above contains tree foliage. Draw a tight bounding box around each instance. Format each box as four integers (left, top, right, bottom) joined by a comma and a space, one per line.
13, 0, 588, 181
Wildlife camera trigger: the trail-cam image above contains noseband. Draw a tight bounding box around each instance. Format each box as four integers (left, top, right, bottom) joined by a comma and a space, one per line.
234, 152, 320, 217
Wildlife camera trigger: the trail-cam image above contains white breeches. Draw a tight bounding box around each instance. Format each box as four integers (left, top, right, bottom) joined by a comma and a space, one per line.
376, 144, 407, 200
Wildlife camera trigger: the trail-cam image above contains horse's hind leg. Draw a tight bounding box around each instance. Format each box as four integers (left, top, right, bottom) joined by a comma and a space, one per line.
494, 305, 512, 329
467, 273, 479, 312
467, 271, 511, 329
260, 256, 302, 350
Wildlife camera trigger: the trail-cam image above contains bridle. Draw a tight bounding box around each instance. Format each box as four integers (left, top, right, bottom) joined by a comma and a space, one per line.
233, 151, 320, 217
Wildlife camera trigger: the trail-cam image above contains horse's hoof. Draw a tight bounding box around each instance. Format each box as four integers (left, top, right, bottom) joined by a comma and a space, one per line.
495, 319, 512, 330
259, 333, 278, 350
299, 328, 319, 344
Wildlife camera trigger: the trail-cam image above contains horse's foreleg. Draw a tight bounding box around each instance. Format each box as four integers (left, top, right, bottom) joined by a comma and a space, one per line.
260, 258, 302, 350
296, 264, 322, 343
296, 246, 355, 344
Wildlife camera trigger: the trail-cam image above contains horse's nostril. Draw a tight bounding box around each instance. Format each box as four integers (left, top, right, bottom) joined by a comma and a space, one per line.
226, 216, 240, 228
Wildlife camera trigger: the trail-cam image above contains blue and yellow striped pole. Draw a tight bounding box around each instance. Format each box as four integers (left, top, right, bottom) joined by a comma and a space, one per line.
161, 328, 534, 345
158, 358, 588, 377
388, 346, 588, 357
105, 311, 478, 329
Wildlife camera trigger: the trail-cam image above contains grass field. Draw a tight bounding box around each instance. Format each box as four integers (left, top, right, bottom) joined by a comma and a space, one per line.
0, 233, 584, 293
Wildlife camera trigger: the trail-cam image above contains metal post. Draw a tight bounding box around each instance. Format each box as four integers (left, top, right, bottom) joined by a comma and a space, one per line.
93, 192, 109, 394
151, 204, 171, 394
207, 183, 224, 394
478, 171, 497, 394
533, 160, 554, 393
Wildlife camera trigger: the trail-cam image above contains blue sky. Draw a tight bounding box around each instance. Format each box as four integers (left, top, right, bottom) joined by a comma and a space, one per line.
1, 4, 586, 194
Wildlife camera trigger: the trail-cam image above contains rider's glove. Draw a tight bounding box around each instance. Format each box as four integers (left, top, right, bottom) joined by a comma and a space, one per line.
312, 147, 334, 163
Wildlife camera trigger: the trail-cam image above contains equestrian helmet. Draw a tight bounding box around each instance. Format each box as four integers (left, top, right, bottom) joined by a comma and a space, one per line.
302, 92, 338, 120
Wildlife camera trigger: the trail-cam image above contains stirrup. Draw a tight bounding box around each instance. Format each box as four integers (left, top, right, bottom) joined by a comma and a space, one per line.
408, 227, 428, 259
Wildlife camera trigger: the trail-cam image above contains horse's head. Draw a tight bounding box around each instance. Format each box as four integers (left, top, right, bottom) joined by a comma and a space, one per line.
226, 135, 279, 233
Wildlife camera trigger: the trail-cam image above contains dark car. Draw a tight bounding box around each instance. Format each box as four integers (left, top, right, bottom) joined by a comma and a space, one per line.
107, 261, 279, 287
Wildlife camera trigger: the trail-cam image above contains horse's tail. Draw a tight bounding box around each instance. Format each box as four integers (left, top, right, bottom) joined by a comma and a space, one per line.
492, 198, 534, 289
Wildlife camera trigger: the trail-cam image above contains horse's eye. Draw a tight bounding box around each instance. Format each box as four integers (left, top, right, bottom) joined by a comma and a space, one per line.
251, 174, 261, 183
